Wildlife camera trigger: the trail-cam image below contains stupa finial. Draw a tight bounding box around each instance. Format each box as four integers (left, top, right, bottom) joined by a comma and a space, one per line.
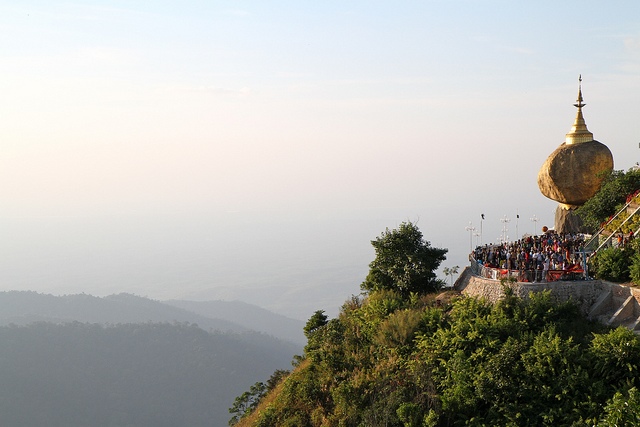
574, 74, 585, 109
566, 75, 593, 144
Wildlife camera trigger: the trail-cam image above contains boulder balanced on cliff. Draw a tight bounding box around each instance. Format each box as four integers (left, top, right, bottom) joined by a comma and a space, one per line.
537, 77, 613, 232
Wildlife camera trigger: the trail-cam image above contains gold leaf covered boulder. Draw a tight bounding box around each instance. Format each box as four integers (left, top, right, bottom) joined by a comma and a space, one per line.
537, 77, 613, 209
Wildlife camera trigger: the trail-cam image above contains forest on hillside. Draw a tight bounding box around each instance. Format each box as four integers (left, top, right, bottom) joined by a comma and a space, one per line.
0, 291, 306, 346
235, 287, 640, 427
232, 219, 640, 427
0, 321, 295, 427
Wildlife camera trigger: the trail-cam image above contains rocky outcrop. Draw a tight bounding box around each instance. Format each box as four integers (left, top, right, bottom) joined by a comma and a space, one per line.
554, 205, 586, 233
538, 140, 613, 207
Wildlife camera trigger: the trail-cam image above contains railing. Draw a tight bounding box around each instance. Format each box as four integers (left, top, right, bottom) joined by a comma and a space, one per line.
584, 195, 640, 254
593, 204, 640, 254
583, 202, 631, 252
469, 259, 585, 283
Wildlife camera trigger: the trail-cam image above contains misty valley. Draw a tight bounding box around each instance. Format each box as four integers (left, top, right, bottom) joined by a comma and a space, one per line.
0, 292, 302, 427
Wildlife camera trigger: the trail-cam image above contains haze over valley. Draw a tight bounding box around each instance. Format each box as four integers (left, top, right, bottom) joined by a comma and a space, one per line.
1, 2, 640, 426
2, 1, 640, 319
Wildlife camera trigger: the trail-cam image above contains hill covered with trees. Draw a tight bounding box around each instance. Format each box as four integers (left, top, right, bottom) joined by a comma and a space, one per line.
0, 291, 305, 345
232, 222, 640, 427
163, 299, 306, 345
0, 321, 296, 427
0, 291, 304, 426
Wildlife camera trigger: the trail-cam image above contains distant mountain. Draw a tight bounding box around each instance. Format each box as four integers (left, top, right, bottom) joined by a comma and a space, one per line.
0, 291, 305, 345
164, 299, 306, 346
0, 291, 241, 329
0, 321, 294, 427
0, 291, 304, 426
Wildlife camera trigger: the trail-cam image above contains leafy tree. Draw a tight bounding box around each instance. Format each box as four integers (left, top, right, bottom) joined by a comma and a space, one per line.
442, 265, 459, 288
303, 310, 330, 359
266, 369, 290, 392
229, 382, 267, 426
591, 246, 632, 282
630, 250, 640, 285
229, 369, 291, 426
596, 387, 640, 427
361, 222, 447, 297
303, 310, 328, 339
396, 402, 422, 427
589, 327, 640, 388
576, 168, 640, 233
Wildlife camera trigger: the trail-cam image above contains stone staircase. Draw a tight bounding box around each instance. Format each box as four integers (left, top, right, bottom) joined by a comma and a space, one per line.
588, 283, 640, 333
458, 268, 640, 333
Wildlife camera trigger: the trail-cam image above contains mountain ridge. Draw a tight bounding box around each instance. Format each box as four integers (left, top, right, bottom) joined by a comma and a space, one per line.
0, 290, 305, 346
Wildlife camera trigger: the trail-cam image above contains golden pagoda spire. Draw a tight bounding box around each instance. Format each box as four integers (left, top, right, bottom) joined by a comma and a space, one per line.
565, 74, 594, 144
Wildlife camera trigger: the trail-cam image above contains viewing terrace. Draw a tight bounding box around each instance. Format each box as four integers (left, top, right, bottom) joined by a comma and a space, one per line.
467, 232, 589, 284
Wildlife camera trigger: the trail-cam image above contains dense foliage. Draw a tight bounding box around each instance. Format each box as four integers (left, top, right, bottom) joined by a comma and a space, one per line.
236, 288, 640, 427
361, 221, 447, 296
589, 241, 640, 283
571, 167, 640, 283
229, 370, 291, 425
576, 168, 640, 233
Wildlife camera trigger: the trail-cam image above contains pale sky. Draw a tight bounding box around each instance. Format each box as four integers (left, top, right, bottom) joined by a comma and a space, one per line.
1, 1, 639, 319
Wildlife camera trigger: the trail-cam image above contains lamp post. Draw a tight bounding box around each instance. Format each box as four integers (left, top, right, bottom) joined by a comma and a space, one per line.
465, 222, 476, 253
500, 215, 510, 244
530, 215, 539, 236
474, 231, 480, 248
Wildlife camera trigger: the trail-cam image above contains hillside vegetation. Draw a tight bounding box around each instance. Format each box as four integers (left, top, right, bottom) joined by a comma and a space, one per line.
233, 221, 640, 427
576, 167, 640, 234
237, 288, 640, 427
575, 167, 640, 284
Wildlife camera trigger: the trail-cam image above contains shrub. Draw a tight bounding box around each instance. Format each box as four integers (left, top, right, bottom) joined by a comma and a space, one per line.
591, 247, 632, 282
630, 252, 640, 286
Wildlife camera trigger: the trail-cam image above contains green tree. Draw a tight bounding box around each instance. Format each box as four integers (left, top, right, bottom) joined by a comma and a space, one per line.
596, 387, 640, 427
442, 265, 460, 288
576, 168, 640, 233
361, 221, 447, 297
229, 370, 291, 426
591, 247, 632, 282
229, 382, 267, 426
303, 310, 329, 356
631, 258, 640, 287
266, 369, 290, 392
303, 310, 328, 339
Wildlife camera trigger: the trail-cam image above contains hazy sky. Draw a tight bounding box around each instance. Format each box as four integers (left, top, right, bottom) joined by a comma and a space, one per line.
1, 1, 639, 319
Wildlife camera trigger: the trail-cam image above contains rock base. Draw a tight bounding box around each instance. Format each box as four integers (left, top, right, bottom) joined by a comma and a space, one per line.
554, 205, 585, 234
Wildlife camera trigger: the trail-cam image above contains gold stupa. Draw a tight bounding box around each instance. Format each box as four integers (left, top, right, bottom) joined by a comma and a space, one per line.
537, 76, 614, 210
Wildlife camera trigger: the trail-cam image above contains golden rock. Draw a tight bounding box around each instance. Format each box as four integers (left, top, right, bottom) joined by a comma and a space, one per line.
537, 140, 613, 207
537, 76, 613, 208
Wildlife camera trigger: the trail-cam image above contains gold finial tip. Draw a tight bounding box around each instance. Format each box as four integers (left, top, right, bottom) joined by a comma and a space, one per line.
566, 75, 592, 144
574, 75, 585, 109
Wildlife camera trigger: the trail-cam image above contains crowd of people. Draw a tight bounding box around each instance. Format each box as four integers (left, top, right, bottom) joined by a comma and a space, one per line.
470, 231, 588, 282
